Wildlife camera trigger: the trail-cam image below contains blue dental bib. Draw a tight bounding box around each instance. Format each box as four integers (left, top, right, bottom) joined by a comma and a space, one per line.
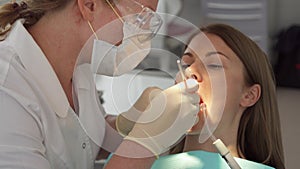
151, 150, 275, 169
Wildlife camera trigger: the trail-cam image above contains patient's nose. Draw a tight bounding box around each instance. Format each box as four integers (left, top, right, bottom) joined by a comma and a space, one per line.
185, 67, 203, 83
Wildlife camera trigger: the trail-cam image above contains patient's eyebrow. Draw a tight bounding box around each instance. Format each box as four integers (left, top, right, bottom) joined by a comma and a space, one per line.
205, 51, 229, 60
183, 52, 193, 58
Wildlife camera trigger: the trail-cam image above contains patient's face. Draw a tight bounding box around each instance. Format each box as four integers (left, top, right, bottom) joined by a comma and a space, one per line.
179, 32, 246, 136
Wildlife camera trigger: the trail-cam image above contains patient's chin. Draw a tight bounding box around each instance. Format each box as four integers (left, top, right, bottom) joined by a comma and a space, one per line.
187, 120, 203, 135
187, 128, 201, 136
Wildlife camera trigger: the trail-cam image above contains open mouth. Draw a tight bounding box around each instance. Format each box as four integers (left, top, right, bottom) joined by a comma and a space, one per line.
199, 93, 204, 105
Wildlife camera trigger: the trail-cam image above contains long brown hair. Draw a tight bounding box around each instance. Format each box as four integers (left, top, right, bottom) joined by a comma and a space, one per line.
200, 24, 285, 169
0, 0, 72, 39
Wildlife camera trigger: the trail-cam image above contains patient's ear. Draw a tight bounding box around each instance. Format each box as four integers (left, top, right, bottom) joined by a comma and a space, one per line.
77, 0, 96, 21
240, 84, 261, 107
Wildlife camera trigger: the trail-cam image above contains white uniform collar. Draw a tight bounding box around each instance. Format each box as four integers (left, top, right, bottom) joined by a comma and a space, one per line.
7, 20, 69, 118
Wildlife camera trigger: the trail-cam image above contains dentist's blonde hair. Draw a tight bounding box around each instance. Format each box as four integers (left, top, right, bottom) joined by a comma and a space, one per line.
200, 23, 285, 169
0, 0, 71, 38
0, 0, 113, 40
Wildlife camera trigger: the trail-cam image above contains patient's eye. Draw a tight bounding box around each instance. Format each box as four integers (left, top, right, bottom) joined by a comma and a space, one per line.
204, 55, 224, 70
207, 64, 223, 69
181, 64, 189, 69
182, 52, 195, 65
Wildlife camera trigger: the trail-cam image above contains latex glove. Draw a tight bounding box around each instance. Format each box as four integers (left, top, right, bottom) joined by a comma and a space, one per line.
116, 87, 162, 136
125, 79, 200, 157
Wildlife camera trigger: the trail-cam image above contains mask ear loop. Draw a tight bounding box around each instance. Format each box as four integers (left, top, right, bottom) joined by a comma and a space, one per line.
105, 0, 124, 23
89, 0, 152, 41
87, 0, 122, 40
88, 21, 99, 40
88, 1, 125, 40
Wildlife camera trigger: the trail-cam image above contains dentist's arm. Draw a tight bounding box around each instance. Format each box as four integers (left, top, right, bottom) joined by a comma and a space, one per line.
98, 87, 161, 160
105, 86, 162, 132
115, 87, 162, 136
105, 79, 200, 169
0, 92, 51, 169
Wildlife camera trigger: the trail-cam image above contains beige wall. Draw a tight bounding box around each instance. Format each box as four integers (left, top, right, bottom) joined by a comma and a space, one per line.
277, 87, 300, 169
268, 2, 300, 167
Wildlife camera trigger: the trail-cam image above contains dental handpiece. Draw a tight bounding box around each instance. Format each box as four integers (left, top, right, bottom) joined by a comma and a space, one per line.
177, 60, 187, 89
213, 138, 241, 169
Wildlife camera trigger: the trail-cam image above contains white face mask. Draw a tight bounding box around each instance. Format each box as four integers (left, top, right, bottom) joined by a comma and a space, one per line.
91, 21, 152, 76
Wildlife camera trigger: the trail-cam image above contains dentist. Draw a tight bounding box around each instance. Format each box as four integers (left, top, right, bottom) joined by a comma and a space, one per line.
0, 0, 200, 169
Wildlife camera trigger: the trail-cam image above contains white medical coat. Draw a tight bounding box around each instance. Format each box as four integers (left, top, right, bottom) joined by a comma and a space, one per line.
0, 20, 120, 169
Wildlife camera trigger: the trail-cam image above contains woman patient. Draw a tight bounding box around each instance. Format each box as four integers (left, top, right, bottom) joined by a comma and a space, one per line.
152, 24, 285, 169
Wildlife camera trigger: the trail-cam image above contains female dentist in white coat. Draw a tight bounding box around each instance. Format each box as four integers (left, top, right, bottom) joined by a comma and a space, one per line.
0, 0, 200, 168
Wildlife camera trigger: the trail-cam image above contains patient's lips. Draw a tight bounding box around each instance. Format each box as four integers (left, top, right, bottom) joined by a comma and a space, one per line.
200, 97, 203, 104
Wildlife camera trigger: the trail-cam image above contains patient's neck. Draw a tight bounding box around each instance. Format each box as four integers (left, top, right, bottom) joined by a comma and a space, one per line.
183, 135, 216, 153
183, 133, 240, 158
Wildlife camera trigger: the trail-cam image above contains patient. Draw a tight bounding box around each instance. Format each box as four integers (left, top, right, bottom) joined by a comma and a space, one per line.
152, 24, 285, 169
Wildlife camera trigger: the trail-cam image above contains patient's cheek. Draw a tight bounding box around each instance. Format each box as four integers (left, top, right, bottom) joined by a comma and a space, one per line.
175, 72, 183, 84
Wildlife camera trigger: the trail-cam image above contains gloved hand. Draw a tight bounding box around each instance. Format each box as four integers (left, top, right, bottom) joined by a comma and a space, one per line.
125, 79, 200, 157
116, 87, 162, 136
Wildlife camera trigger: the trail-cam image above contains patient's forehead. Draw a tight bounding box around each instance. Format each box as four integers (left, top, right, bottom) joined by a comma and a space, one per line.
187, 32, 236, 62
187, 32, 217, 58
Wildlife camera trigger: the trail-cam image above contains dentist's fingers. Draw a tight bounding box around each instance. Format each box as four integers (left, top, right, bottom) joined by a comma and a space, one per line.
194, 116, 199, 125
187, 93, 200, 105
148, 87, 163, 100
185, 79, 199, 93
200, 103, 207, 116
176, 78, 199, 92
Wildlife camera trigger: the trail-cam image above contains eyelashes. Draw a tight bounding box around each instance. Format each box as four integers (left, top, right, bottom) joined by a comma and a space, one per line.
206, 64, 223, 69
181, 64, 190, 69
181, 63, 223, 69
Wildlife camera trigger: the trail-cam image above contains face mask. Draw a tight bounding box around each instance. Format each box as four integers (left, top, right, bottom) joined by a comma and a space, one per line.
91, 21, 152, 76
89, 0, 162, 76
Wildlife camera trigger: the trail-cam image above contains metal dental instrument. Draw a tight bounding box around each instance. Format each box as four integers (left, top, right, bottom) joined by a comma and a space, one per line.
177, 60, 187, 89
